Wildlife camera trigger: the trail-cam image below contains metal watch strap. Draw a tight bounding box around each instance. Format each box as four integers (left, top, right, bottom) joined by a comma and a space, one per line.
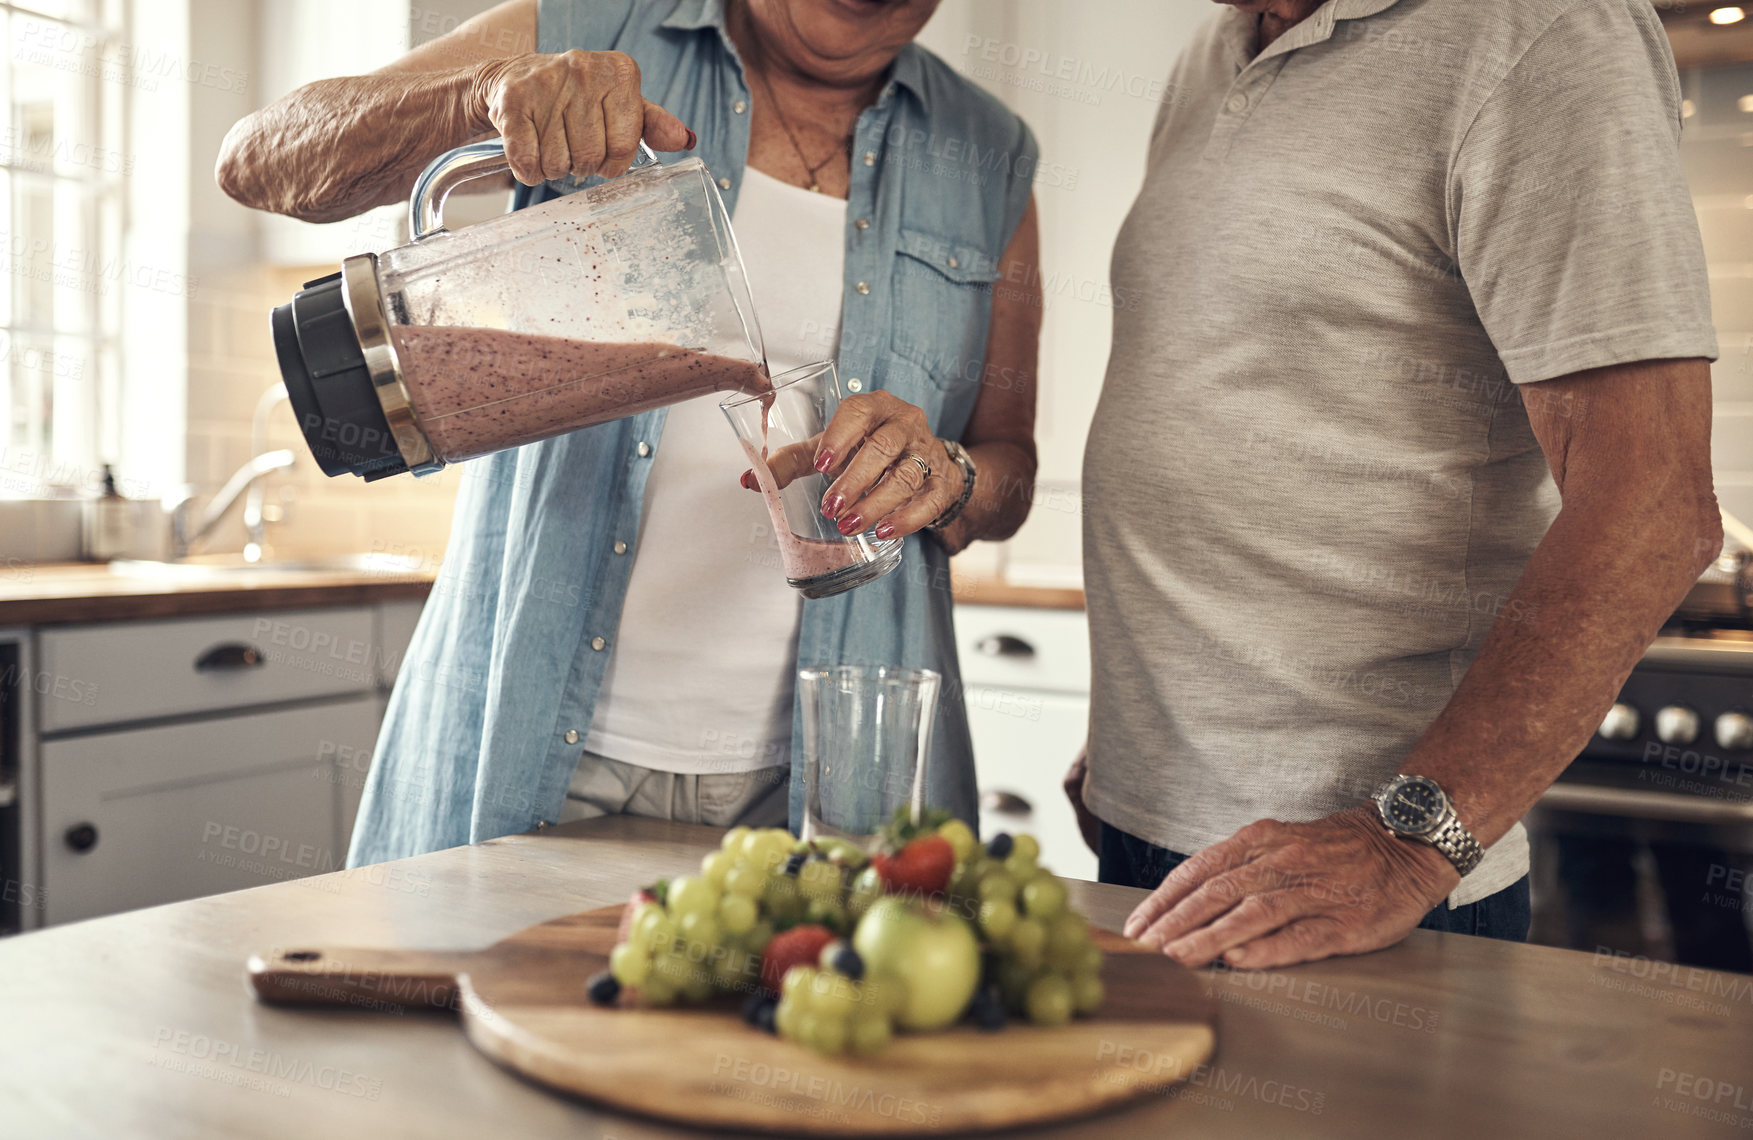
926, 439, 977, 533
1427, 812, 1485, 877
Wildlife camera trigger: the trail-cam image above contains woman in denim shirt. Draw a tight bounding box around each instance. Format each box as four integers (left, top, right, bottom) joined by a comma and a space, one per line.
218, 0, 1042, 862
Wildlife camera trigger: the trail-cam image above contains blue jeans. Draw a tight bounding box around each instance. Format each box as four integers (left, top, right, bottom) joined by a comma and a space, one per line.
1098, 821, 1531, 941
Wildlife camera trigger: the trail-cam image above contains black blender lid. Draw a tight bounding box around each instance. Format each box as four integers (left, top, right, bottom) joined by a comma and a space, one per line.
272, 271, 407, 480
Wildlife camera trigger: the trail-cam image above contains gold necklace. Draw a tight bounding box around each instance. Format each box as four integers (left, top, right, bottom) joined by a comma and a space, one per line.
749, 65, 847, 193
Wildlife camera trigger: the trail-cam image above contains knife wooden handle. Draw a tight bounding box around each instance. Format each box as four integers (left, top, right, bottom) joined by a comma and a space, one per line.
248, 946, 474, 1011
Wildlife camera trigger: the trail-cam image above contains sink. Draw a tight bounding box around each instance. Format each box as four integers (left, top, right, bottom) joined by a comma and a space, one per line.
108, 553, 429, 579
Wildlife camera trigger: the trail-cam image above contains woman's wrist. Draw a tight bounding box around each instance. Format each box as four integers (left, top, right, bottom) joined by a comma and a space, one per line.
466, 57, 513, 134
926, 439, 978, 535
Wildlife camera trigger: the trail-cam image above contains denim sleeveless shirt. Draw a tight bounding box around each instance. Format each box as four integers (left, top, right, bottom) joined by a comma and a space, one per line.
347, 0, 1038, 866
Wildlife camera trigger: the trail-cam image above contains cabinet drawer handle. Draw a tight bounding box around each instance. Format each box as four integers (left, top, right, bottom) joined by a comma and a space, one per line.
195, 643, 265, 672
982, 790, 1032, 815
64, 822, 98, 852
976, 634, 1035, 659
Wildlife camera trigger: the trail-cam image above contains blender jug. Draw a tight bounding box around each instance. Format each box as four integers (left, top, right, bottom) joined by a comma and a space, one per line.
270, 139, 768, 480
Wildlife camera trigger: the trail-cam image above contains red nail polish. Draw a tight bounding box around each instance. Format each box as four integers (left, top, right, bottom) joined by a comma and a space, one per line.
814, 450, 834, 473
838, 514, 863, 536
821, 494, 843, 519
874, 522, 895, 540
685, 128, 698, 151
739, 470, 755, 490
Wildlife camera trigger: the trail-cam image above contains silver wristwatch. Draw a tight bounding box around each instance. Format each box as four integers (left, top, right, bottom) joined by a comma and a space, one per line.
926, 438, 977, 533
1371, 775, 1484, 877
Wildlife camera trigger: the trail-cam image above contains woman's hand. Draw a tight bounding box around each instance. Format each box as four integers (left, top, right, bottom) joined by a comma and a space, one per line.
471, 50, 693, 185
216, 2, 698, 222
743, 391, 964, 542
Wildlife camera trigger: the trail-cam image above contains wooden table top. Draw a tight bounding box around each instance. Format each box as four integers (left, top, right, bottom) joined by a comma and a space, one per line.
0, 562, 434, 626
1, 815, 1748, 1138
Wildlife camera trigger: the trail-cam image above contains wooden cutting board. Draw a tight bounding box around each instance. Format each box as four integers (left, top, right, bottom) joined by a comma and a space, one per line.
249, 905, 1216, 1136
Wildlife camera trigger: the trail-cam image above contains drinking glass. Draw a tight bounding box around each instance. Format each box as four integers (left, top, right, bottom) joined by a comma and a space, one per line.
797, 665, 940, 844
721, 361, 904, 599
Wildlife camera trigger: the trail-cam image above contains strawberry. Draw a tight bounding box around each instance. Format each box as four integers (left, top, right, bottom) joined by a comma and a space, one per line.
759, 924, 838, 994
873, 835, 956, 897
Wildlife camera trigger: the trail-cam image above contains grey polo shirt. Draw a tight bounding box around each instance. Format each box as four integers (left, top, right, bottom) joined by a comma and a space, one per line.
1083, 0, 1717, 906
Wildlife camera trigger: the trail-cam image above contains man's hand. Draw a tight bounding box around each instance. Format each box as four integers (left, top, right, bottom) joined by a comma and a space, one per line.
1122, 807, 1458, 969
1063, 750, 1101, 855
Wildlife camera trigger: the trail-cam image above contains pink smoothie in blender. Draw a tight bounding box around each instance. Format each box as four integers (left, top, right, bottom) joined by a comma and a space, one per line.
389, 326, 771, 461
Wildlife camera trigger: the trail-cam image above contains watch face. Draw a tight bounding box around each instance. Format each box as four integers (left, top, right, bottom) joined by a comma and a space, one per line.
1380, 776, 1446, 835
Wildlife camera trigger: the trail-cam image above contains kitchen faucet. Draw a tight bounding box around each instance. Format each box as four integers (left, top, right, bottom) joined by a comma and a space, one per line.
171, 449, 296, 558
243, 382, 292, 560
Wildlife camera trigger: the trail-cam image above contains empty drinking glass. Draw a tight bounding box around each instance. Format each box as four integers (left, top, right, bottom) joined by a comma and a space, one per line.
797, 665, 940, 844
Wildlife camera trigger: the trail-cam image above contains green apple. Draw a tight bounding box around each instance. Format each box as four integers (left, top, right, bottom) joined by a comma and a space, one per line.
852, 896, 980, 1031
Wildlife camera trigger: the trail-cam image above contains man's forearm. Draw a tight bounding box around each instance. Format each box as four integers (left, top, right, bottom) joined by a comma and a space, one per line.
1399, 491, 1720, 848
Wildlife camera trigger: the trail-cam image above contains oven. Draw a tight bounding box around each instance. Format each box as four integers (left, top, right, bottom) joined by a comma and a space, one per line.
1528, 630, 1753, 972
0, 630, 31, 935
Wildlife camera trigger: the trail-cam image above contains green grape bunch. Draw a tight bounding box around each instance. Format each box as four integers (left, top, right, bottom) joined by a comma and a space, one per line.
588, 816, 1106, 1055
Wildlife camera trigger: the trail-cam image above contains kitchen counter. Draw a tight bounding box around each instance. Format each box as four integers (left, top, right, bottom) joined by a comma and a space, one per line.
0, 561, 1077, 626
0, 561, 435, 626
950, 569, 1084, 610
1, 816, 1747, 1138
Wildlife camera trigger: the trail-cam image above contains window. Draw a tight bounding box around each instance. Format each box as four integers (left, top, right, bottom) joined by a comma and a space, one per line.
0, 0, 126, 498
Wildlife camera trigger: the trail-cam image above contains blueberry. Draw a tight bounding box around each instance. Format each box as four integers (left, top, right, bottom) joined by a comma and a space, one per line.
971, 985, 1006, 1032
986, 833, 1014, 859
783, 852, 808, 876
742, 991, 778, 1033
586, 971, 620, 1007
830, 945, 865, 980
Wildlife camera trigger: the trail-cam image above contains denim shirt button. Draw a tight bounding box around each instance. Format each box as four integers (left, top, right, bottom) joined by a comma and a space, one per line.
564, 729, 579, 744
717, 176, 732, 190
591, 637, 606, 651
855, 218, 869, 230
636, 441, 651, 457
856, 282, 870, 295
613, 541, 628, 555
732, 99, 747, 114
862, 151, 876, 166
847, 378, 863, 393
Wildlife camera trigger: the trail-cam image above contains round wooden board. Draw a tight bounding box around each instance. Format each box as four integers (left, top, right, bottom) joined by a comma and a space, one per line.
252, 906, 1216, 1136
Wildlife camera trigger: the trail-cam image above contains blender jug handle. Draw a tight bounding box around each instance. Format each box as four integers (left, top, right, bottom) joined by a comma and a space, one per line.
409, 137, 661, 240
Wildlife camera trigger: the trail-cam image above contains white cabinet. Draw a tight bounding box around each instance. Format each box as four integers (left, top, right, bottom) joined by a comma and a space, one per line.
40, 699, 380, 925
22, 598, 424, 928
37, 608, 381, 733
954, 604, 1097, 881
375, 599, 424, 687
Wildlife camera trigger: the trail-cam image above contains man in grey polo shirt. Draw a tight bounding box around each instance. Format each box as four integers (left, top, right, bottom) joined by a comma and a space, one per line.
1072, 0, 1723, 968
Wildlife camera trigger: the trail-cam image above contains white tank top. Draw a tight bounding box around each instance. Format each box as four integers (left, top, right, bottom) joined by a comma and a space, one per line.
585, 167, 847, 772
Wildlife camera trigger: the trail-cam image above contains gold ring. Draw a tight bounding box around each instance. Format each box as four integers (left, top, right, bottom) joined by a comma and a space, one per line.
904, 453, 932, 482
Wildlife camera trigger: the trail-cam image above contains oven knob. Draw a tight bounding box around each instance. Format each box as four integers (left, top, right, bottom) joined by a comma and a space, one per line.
1716, 712, 1753, 752
1655, 705, 1701, 746
1597, 702, 1640, 741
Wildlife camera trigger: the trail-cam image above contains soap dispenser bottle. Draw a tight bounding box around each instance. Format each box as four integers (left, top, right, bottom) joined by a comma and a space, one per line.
83, 464, 130, 562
